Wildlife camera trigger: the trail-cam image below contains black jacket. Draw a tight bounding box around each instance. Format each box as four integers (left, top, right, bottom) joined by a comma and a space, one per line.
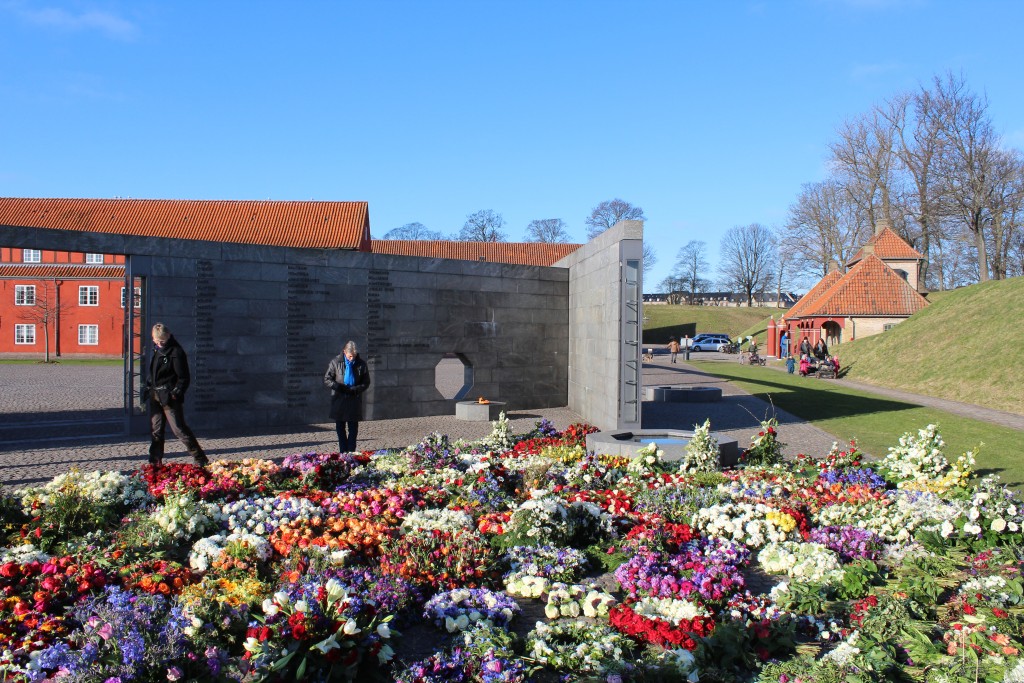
148, 335, 191, 398
324, 354, 371, 421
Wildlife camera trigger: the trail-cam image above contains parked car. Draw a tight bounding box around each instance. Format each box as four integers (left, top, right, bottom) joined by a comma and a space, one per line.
689, 334, 731, 352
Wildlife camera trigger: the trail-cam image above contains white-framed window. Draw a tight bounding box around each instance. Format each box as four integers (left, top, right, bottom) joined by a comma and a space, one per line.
15, 324, 35, 345
79, 285, 99, 306
85, 253, 104, 264
121, 286, 142, 308
15, 285, 36, 306
23, 249, 41, 263
78, 324, 99, 345
883, 323, 897, 332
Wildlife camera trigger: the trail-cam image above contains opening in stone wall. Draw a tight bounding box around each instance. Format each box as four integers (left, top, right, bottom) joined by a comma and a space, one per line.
434, 353, 473, 400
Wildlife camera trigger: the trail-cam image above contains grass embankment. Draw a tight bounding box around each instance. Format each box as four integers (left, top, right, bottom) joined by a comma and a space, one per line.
834, 277, 1024, 415
642, 305, 779, 344
691, 361, 1024, 489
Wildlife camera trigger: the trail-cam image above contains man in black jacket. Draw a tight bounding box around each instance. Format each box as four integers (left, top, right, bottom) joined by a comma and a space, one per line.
147, 323, 208, 468
323, 340, 371, 453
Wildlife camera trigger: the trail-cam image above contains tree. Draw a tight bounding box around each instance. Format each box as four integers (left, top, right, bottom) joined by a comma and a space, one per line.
584, 199, 646, 239
933, 72, 1000, 282
459, 210, 508, 242
642, 243, 657, 276
830, 108, 904, 231
719, 224, 777, 307
525, 218, 571, 243
773, 225, 796, 307
382, 222, 444, 240
18, 279, 72, 363
785, 179, 868, 278
670, 241, 709, 304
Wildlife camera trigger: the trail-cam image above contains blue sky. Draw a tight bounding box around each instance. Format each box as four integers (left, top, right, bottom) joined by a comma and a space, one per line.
2, 0, 1023, 290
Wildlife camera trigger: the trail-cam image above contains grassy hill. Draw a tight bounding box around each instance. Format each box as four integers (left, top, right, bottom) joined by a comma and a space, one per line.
642, 305, 782, 344
834, 277, 1024, 415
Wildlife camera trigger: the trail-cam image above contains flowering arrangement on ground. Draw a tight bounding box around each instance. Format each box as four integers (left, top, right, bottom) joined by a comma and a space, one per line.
2, 417, 1024, 683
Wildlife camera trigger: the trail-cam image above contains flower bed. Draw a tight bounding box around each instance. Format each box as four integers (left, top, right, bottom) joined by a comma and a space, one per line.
1, 419, 1024, 682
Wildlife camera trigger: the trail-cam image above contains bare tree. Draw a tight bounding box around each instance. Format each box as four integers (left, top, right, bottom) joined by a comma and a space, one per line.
773, 225, 797, 307
881, 88, 947, 287
830, 109, 904, 230
525, 218, 571, 243
719, 223, 777, 307
459, 210, 508, 242
584, 198, 646, 239
670, 240, 709, 304
641, 243, 657, 276
933, 72, 1000, 281
18, 280, 72, 363
382, 222, 444, 240
986, 148, 1024, 280
786, 179, 868, 278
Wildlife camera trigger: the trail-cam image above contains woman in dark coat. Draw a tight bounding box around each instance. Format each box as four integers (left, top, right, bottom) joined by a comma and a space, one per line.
323, 340, 371, 453
813, 339, 829, 361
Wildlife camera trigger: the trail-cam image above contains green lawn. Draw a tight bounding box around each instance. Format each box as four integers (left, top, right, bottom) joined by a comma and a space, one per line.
691, 360, 1024, 489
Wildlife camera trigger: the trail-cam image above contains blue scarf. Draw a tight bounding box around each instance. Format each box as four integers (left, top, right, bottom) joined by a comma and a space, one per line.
343, 357, 356, 386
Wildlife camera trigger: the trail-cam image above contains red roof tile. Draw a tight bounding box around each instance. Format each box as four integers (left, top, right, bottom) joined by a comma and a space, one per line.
0, 264, 125, 279
847, 227, 923, 266
371, 240, 583, 267
782, 270, 844, 322
0, 198, 370, 250
802, 254, 928, 317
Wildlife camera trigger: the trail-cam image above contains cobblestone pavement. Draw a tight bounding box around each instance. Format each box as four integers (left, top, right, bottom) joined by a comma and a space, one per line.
10, 352, 1010, 488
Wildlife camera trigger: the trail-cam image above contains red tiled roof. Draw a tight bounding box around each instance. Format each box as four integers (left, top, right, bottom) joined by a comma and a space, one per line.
371, 240, 583, 267
782, 270, 844, 322
847, 227, 923, 266
0, 198, 370, 250
802, 254, 929, 317
0, 264, 125, 279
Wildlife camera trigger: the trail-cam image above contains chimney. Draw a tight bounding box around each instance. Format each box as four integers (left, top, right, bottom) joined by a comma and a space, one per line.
862, 244, 875, 256
827, 259, 841, 273
874, 217, 892, 235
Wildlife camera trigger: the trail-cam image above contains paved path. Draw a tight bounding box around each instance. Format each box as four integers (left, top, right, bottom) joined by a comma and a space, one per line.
7, 352, 1018, 488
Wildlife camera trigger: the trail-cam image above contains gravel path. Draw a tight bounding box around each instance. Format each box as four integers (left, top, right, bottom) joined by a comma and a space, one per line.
1, 353, 972, 487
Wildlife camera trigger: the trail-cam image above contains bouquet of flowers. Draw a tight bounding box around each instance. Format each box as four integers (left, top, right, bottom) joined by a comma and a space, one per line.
543, 582, 616, 619
680, 419, 720, 473
874, 424, 976, 492
503, 544, 588, 584
526, 620, 633, 677
609, 596, 715, 650
740, 417, 784, 466
423, 587, 519, 632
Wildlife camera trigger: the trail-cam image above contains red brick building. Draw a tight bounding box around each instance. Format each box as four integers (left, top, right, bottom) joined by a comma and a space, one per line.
774, 222, 929, 357
0, 248, 129, 358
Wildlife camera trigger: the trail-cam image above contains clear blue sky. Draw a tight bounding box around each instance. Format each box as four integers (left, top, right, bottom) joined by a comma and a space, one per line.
2, 0, 1023, 291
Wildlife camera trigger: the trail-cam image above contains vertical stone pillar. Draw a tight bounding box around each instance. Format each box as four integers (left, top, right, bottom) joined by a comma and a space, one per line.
767, 317, 777, 358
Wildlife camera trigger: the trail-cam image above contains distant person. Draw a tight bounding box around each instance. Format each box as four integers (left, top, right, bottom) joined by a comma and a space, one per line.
146, 323, 208, 468
786, 355, 796, 374
324, 340, 371, 453
799, 354, 811, 377
799, 337, 811, 358
667, 337, 680, 363
780, 331, 789, 358
831, 355, 840, 373
814, 339, 829, 361
683, 334, 691, 361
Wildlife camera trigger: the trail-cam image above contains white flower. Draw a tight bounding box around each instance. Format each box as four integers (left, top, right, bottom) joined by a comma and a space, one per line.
376, 622, 392, 638
342, 619, 361, 635
262, 599, 279, 616
312, 634, 340, 653
992, 518, 1007, 532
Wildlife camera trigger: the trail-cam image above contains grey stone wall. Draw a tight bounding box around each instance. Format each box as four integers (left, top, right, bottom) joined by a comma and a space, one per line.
0, 226, 569, 432
555, 221, 644, 431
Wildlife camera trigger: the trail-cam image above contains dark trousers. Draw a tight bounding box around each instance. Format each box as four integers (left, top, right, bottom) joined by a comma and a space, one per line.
335, 420, 359, 453
150, 396, 206, 463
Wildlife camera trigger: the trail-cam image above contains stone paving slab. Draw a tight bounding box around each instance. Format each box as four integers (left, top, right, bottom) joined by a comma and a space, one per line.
2, 358, 848, 487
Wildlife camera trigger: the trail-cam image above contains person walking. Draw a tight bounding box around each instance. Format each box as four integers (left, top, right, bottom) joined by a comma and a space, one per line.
324, 340, 371, 453
146, 323, 208, 468
667, 337, 680, 363
780, 331, 789, 358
